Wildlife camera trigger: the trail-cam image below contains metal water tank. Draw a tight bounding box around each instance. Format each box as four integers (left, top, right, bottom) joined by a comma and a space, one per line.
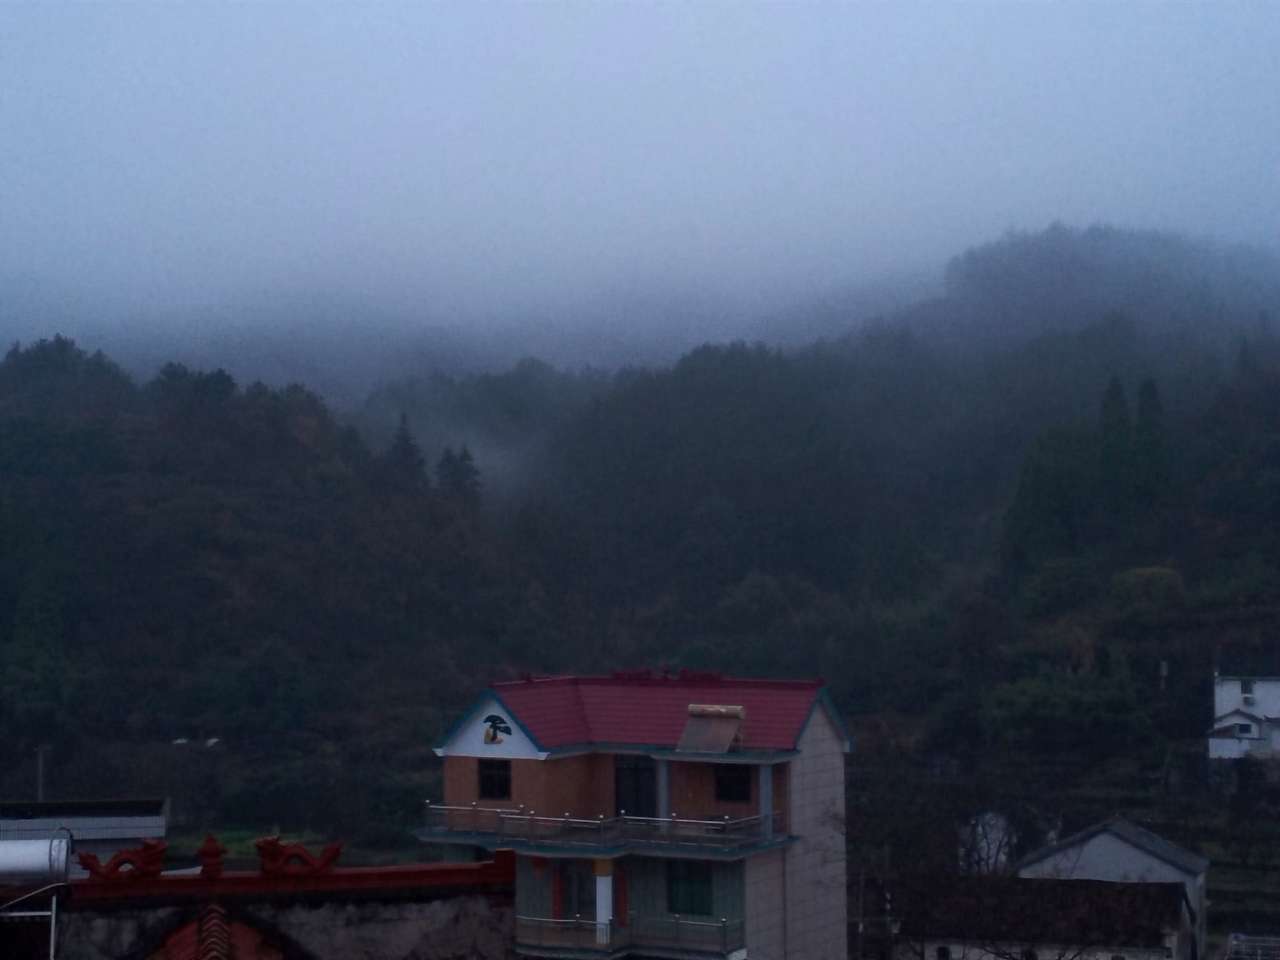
0, 838, 70, 884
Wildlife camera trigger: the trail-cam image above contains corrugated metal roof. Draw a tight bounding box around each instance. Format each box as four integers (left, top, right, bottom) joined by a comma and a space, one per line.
0, 815, 166, 842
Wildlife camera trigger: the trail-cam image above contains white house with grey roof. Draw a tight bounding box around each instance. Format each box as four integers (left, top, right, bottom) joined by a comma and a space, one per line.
1017, 817, 1209, 960
1209, 672, 1280, 760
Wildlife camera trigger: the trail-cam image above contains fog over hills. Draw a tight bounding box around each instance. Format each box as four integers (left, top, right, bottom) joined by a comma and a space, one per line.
3, 3, 1278, 396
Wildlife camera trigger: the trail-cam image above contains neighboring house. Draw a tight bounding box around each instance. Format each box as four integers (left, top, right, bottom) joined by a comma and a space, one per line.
1209, 672, 1280, 760
1016, 817, 1209, 960
421, 670, 851, 960
893, 876, 1194, 960
0, 798, 168, 878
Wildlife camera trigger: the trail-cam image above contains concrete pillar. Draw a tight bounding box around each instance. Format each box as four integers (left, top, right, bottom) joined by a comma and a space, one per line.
759, 764, 774, 838
594, 859, 613, 945
656, 759, 670, 820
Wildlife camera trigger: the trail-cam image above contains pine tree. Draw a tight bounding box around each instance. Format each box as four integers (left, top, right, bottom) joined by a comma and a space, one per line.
1133, 378, 1169, 507
382, 413, 427, 491
437, 445, 481, 509
1098, 376, 1132, 517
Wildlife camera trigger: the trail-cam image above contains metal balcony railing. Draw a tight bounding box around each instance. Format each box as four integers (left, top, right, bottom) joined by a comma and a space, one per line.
515, 915, 629, 952
423, 802, 785, 852
515, 913, 745, 956
630, 914, 745, 954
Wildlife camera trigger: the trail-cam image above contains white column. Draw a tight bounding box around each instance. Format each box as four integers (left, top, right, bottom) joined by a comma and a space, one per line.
595, 860, 613, 945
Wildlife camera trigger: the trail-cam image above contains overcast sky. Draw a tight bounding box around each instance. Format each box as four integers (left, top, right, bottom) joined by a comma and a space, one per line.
2, 2, 1279, 342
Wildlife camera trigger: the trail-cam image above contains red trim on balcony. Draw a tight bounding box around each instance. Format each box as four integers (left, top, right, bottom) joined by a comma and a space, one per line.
614, 863, 628, 926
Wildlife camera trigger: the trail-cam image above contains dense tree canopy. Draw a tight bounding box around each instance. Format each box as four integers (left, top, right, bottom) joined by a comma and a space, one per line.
2, 226, 1279, 850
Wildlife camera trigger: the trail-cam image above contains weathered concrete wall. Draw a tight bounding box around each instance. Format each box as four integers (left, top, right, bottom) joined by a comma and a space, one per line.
60, 906, 185, 960
244, 895, 514, 960
59, 895, 514, 960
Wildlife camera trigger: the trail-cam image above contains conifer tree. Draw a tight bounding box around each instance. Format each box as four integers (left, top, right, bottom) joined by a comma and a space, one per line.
1098, 376, 1132, 517
1133, 378, 1169, 507
382, 412, 427, 491
437, 445, 481, 509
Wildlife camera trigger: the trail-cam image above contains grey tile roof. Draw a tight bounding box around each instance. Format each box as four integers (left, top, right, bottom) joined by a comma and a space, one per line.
1018, 816, 1209, 877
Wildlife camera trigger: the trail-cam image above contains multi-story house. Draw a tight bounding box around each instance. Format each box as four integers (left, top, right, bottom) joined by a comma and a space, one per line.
421, 670, 850, 960
1208, 669, 1280, 760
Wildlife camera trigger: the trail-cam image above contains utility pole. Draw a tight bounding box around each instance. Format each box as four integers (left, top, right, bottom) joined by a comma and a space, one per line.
36, 744, 48, 802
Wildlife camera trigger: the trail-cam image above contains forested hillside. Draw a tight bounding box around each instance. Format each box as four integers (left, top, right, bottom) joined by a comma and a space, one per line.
3, 225, 1280, 853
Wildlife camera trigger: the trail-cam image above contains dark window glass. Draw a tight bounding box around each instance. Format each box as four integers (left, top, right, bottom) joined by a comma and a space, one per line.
1023, 950, 1038, 960
666, 860, 713, 916
714, 764, 752, 804
478, 759, 511, 801
936, 947, 951, 960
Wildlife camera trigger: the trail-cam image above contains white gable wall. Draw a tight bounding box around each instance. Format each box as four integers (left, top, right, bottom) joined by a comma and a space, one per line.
1209, 708, 1273, 760
434, 696, 547, 760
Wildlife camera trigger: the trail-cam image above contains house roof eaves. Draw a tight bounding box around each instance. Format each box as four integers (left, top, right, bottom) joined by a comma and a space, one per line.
1016, 817, 1208, 877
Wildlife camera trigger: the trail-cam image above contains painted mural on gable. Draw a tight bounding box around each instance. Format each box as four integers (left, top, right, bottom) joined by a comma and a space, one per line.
436, 698, 546, 759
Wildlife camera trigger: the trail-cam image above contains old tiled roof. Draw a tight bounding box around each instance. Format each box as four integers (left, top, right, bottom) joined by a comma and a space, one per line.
490, 671, 834, 751
896, 876, 1186, 947
1018, 816, 1209, 876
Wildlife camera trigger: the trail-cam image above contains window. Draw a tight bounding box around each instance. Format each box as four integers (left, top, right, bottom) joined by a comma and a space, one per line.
1022, 950, 1038, 960
478, 759, 511, 801
666, 860, 713, 916
1242, 679, 1256, 695
714, 764, 752, 804
1238, 723, 1254, 736
936, 948, 951, 960
1111, 954, 1127, 960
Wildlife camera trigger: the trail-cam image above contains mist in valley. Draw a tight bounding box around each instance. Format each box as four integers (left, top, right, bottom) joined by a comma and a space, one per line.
2, 3, 1277, 399
5, 1, 1280, 853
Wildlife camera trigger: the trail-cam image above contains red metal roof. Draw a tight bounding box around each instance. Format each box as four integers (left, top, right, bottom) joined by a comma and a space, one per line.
492, 671, 829, 751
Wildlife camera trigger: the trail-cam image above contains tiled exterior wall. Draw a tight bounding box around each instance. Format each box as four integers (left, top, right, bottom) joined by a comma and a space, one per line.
784, 708, 848, 960
448, 753, 793, 826
443, 756, 480, 805
442, 754, 615, 816
668, 761, 758, 820
745, 848, 786, 960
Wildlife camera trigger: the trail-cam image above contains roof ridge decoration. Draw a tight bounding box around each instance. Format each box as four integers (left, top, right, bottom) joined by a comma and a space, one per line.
254, 836, 342, 875
197, 903, 230, 960
80, 839, 167, 881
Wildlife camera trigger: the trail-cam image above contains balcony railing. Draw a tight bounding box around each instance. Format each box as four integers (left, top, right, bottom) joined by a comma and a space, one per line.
516, 916, 628, 952
423, 802, 785, 853
515, 914, 745, 956
631, 914, 745, 954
